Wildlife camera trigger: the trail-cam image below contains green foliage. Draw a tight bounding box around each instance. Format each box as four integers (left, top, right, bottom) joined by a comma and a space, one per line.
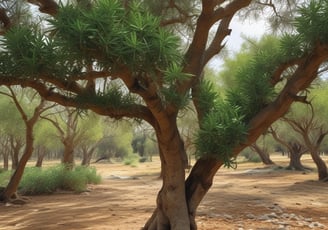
18, 165, 101, 195
75, 82, 139, 111
0, 26, 69, 78
49, 0, 182, 71
196, 1, 328, 165
0, 170, 11, 187
123, 153, 140, 167
196, 80, 219, 115
295, 0, 328, 46
195, 95, 247, 167
0, 0, 188, 110
241, 151, 262, 163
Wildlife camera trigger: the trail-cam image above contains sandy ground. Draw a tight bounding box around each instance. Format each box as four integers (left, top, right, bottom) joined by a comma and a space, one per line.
0, 154, 327, 230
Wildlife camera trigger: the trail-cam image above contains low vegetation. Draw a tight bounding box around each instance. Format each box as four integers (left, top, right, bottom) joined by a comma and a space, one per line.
0, 165, 102, 195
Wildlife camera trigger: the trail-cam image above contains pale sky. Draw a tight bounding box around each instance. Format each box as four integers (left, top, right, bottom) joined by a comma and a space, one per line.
209, 18, 268, 70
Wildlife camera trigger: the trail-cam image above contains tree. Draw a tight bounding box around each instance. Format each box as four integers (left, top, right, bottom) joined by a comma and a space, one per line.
0, 87, 51, 202
78, 112, 104, 166
33, 118, 61, 166
0, 88, 25, 169
40, 107, 103, 168
250, 140, 275, 165
283, 109, 328, 180
1, 1, 328, 229
269, 124, 309, 170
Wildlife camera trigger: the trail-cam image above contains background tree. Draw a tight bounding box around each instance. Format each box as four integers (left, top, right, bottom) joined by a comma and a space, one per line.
1, 1, 328, 229
269, 124, 309, 170
0, 88, 25, 170
249, 134, 275, 165
40, 107, 103, 168
33, 118, 61, 167
0, 87, 51, 202
78, 112, 104, 166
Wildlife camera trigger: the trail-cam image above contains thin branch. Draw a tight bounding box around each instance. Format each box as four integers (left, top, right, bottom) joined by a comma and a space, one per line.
203, 15, 233, 67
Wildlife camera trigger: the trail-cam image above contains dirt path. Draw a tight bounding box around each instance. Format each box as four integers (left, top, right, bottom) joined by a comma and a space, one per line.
0, 155, 327, 229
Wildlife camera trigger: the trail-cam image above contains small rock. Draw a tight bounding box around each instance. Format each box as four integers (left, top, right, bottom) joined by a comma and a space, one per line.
309, 222, 325, 229
258, 215, 271, 221
281, 213, 290, 219
246, 214, 256, 219
223, 214, 233, 220
305, 218, 313, 222
277, 225, 287, 230
267, 212, 279, 218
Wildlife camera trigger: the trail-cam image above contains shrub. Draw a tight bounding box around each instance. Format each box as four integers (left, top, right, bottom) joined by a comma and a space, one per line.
123, 152, 139, 167
242, 151, 262, 163
0, 170, 11, 187
18, 164, 102, 195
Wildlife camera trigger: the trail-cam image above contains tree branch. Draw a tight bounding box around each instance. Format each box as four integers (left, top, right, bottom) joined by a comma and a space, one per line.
203, 16, 233, 67
27, 0, 59, 16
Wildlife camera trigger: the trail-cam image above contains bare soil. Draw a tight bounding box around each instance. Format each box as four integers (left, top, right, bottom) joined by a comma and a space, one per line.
0, 154, 327, 230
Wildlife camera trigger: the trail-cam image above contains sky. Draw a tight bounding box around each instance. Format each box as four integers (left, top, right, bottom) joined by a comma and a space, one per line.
208, 18, 268, 71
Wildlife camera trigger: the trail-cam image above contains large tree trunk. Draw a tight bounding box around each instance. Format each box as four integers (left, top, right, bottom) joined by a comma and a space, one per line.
144, 123, 191, 230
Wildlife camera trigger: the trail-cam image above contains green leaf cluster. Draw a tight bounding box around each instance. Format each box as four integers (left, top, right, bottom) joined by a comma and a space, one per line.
74, 82, 139, 113
0, 26, 69, 78
50, 0, 182, 71
195, 81, 247, 167
160, 63, 192, 109
295, 0, 328, 46
225, 46, 279, 122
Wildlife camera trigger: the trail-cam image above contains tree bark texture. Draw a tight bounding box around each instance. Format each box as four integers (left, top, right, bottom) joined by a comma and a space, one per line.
152, 125, 191, 230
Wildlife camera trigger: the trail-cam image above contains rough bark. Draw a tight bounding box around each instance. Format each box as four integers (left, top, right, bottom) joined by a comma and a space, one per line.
145, 42, 328, 229
144, 123, 191, 230
1, 0, 328, 228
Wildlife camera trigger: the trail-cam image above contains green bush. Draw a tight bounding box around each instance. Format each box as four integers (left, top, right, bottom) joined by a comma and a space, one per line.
123, 152, 139, 167
18, 165, 102, 195
241, 151, 262, 163
0, 170, 11, 187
